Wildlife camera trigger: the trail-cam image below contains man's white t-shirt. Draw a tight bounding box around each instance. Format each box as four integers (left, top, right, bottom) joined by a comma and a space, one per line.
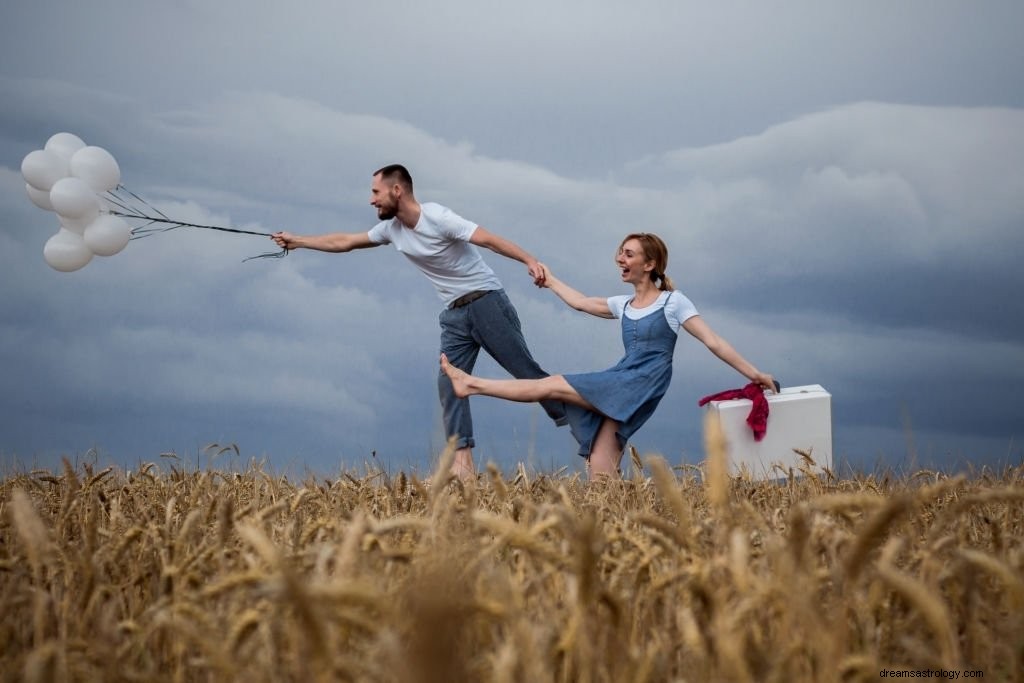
607, 290, 699, 333
367, 202, 503, 307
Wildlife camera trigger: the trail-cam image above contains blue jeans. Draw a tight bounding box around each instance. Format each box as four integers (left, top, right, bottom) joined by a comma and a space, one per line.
438, 289, 566, 448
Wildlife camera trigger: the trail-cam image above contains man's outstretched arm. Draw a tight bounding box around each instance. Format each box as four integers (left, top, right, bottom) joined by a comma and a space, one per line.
272, 231, 378, 253
468, 225, 546, 284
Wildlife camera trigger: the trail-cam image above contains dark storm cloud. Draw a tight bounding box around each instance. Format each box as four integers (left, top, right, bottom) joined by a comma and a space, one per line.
1, 3, 1022, 475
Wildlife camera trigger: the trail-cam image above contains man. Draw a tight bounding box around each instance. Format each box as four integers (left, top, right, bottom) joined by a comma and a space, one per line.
272, 164, 566, 478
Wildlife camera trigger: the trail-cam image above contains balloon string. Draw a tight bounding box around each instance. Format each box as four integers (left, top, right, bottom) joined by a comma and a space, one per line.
243, 249, 289, 261
114, 184, 171, 221
109, 211, 274, 237
103, 184, 287, 260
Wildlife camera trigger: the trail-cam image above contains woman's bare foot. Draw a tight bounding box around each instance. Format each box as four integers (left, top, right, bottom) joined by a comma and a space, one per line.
440, 353, 474, 398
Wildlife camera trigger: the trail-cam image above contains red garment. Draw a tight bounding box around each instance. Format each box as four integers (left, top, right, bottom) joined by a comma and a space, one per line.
698, 383, 770, 441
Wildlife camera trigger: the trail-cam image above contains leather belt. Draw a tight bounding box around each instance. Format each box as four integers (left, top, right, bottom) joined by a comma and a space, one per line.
449, 290, 492, 309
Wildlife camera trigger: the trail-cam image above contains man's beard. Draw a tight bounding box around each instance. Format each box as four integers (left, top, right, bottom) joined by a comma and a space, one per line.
377, 206, 397, 220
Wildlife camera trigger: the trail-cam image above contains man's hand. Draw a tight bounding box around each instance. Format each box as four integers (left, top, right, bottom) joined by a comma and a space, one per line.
527, 260, 547, 287
271, 231, 297, 249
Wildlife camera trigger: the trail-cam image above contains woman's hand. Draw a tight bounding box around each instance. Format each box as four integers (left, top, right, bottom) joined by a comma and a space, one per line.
533, 262, 552, 288
753, 372, 778, 393
532, 259, 548, 286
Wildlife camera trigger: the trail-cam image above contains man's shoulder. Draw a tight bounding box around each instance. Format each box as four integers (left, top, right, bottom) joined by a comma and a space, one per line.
419, 202, 478, 236
367, 218, 397, 242
420, 202, 450, 219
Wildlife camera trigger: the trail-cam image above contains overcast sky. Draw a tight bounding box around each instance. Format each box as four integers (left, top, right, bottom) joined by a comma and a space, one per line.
2, 1, 1022, 477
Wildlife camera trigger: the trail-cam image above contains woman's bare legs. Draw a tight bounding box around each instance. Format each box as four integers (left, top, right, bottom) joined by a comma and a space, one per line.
440, 354, 594, 409
587, 418, 624, 479
441, 354, 622, 480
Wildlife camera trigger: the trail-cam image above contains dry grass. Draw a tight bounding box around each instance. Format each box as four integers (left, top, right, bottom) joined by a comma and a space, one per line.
2, 443, 1022, 682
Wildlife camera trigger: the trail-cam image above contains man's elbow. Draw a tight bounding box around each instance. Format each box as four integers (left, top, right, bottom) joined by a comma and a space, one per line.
326, 236, 355, 252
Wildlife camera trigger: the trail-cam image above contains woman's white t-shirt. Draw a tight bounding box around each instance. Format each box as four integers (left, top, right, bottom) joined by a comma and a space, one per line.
606, 290, 699, 333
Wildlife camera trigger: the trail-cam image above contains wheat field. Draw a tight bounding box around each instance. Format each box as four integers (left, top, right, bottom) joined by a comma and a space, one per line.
2, 432, 1022, 682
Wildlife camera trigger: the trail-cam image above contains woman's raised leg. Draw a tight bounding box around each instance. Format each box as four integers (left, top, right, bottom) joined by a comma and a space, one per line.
440, 354, 595, 409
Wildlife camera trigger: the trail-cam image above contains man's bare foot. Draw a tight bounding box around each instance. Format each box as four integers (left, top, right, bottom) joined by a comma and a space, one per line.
450, 459, 476, 482
440, 353, 473, 398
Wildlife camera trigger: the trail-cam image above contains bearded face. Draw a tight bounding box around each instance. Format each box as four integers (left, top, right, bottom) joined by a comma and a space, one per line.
370, 175, 401, 220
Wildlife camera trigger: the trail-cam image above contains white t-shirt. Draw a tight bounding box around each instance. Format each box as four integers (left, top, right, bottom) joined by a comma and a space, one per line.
367, 202, 503, 307
607, 290, 699, 333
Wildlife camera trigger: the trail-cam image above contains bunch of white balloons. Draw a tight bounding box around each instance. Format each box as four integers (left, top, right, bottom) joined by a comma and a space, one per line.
22, 132, 133, 272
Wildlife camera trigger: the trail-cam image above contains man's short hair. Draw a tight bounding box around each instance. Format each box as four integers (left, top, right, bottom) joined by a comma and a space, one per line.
373, 164, 414, 192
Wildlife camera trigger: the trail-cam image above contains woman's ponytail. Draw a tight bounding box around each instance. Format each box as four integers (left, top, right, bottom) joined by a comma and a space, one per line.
619, 232, 675, 292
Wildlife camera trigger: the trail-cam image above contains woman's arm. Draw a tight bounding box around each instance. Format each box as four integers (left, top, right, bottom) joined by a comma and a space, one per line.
544, 271, 614, 319
682, 315, 776, 391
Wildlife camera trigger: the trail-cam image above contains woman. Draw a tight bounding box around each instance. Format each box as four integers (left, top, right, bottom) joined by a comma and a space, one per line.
440, 233, 776, 478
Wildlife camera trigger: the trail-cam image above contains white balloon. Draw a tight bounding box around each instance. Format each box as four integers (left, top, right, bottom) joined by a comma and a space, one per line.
21, 149, 69, 191
70, 145, 121, 192
84, 214, 132, 256
44, 132, 87, 163
59, 209, 99, 235
43, 228, 93, 272
26, 184, 54, 211
50, 177, 100, 220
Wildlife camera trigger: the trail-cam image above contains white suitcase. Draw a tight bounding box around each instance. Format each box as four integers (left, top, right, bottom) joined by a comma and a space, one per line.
703, 384, 833, 478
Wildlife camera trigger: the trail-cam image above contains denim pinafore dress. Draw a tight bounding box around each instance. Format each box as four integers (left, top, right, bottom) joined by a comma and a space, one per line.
563, 291, 679, 458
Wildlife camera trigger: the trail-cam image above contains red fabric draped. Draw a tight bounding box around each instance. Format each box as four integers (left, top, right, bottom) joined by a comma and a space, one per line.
698, 383, 770, 442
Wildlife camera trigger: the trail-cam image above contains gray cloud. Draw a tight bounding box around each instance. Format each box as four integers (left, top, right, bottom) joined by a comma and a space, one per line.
626, 104, 1024, 342
1, 3, 1022, 475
